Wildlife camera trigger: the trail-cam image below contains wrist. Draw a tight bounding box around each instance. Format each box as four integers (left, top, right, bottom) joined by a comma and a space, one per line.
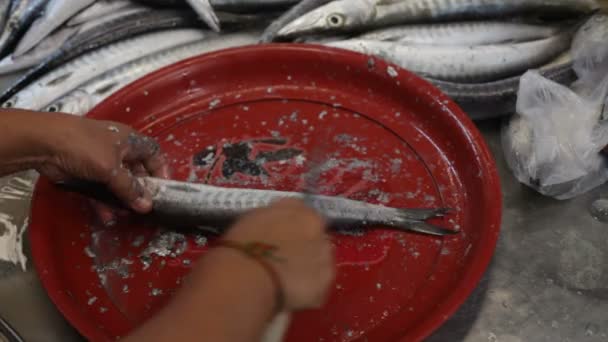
192, 246, 279, 318
0, 109, 63, 172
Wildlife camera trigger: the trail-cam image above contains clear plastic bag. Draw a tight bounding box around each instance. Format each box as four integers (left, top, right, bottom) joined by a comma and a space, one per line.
502, 14, 608, 199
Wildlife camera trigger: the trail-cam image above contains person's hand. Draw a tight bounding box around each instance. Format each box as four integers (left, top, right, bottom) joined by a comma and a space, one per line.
223, 198, 335, 311
36, 113, 169, 224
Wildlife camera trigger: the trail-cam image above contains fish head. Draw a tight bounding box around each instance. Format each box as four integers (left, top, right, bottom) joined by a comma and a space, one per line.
278, 0, 376, 37
44, 90, 92, 116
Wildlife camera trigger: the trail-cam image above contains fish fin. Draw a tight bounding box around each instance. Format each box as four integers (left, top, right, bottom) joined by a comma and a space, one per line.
185, 0, 220, 32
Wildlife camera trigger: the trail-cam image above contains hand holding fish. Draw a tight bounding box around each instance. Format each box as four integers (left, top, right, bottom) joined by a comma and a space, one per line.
0, 109, 169, 222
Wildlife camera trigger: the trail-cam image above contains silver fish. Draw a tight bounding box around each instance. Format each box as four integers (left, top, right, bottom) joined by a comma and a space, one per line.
0, 6, 155, 75
45, 31, 261, 115
185, 0, 220, 32
0, 0, 47, 58
66, 0, 139, 26
142, 177, 453, 236
0, 25, 81, 74
13, 0, 96, 57
428, 58, 576, 120
260, 0, 333, 42
4, 29, 209, 111
0, 9, 200, 103
0, 0, 11, 35
210, 0, 297, 9
278, 0, 598, 37
324, 32, 571, 82
358, 21, 562, 46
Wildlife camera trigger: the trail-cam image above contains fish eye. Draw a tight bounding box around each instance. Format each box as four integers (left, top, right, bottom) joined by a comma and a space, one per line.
327, 13, 345, 28
2, 100, 13, 108
47, 104, 59, 112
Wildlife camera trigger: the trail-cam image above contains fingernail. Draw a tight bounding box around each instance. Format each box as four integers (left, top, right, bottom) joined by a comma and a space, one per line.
104, 219, 116, 227
133, 196, 152, 213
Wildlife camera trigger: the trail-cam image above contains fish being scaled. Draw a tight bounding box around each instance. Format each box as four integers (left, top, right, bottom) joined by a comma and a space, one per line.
324, 32, 572, 83
13, 0, 96, 57
278, 0, 599, 37
60, 177, 455, 236
0, 0, 47, 58
145, 178, 454, 236
3, 29, 209, 111
358, 21, 562, 46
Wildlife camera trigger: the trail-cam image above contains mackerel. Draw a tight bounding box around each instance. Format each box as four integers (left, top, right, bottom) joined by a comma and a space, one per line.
4, 29, 209, 111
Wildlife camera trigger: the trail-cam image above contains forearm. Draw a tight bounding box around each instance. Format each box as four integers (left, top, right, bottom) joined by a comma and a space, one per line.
123, 248, 277, 342
0, 109, 56, 176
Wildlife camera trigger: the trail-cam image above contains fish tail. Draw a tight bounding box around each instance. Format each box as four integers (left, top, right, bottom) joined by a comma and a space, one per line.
394, 207, 450, 221
391, 218, 457, 236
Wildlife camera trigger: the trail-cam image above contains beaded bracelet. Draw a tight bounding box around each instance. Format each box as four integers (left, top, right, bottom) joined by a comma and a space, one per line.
216, 240, 285, 312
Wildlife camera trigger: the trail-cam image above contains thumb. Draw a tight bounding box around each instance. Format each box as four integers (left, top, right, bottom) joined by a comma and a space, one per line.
107, 167, 152, 213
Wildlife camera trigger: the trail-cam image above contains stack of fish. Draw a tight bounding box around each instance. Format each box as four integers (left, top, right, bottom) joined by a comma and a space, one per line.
0, 0, 600, 120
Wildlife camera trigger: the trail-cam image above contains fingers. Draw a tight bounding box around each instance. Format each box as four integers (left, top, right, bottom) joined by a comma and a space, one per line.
106, 166, 151, 213
124, 133, 170, 179
271, 198, 327, 234
90, 200, 116, 226
310, 239, 336, 308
